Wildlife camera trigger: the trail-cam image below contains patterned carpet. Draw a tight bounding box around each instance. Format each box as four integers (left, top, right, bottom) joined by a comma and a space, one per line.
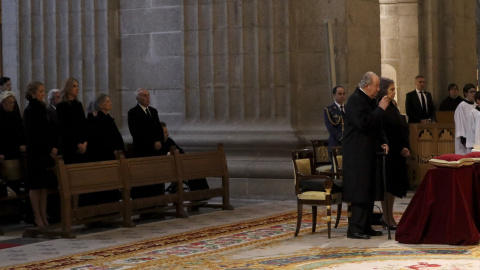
0, 198, 479, 269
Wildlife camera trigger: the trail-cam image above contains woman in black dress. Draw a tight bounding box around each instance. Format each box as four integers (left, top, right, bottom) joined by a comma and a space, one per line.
377, 77, 411, 229
0, 91, 26, 162
56, 78, 88, 164
88, 93, 124, 162
23, 82, 58, 227
81, 93, 124, 206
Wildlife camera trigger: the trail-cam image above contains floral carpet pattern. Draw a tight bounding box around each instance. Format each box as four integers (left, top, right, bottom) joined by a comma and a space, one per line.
1, 199, 479, 270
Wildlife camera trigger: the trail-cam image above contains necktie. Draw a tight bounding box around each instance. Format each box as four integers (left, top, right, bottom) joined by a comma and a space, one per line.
420, 91, 427, 115
340, 105, 345, 115
145, 108, 151, 117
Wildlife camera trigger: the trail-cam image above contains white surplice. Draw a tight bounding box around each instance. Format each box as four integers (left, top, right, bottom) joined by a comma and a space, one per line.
454, 100, 475, 154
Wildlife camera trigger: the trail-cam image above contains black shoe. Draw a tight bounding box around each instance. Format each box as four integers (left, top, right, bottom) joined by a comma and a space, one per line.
367, 229, 383, 236
347, 232, 371, 239
380, 218, 397, 230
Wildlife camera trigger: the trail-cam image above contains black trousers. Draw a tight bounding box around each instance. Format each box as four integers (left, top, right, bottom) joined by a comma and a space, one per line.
347, 201, 375, 234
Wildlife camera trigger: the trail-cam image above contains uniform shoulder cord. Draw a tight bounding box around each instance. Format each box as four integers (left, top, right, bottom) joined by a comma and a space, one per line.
324, 108, 344, 134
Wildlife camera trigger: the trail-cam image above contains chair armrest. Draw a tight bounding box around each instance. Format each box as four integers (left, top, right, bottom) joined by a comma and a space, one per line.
297, 174, 340, 192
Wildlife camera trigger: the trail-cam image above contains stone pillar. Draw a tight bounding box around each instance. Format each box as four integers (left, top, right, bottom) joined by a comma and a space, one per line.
2, 0, 119, 117
380, 0, 420, 113
119, 0, 184, 134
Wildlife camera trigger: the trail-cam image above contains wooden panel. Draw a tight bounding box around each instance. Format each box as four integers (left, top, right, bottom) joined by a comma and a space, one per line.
178, 152, 225, 179
66, 162, 123, 195
127, 156, 177, 185
408, 123, 454, 188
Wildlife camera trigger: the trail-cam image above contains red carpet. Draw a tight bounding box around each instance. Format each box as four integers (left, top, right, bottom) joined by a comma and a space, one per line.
0, 243, 20, 249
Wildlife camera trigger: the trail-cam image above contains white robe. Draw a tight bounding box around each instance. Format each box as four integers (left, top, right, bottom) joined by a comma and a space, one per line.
454, 100, 475, 154
466, 108, 479, 149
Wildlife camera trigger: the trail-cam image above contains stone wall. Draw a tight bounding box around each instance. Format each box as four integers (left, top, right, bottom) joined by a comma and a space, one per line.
2, 0, 119, 117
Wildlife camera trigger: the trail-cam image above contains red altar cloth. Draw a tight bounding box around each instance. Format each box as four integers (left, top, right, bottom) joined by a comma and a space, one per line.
395, 166, 480, 245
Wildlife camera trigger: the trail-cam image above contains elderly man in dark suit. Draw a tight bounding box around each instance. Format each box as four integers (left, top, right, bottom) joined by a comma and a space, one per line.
128, 88, 164, 157
343, 71, 390, 239
128, 88, 165, 201
405, 75, 436, 123
46, 89, 61, 124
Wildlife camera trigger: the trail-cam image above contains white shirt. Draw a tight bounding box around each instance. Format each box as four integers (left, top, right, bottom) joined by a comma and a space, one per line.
138, 103, 150, 115
467, 107, 480, 149
335, 101, 345, 113
454, 100, 475, 154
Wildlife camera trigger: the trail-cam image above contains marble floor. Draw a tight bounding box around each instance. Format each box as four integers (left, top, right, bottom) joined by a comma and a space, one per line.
0, 193, 414, 268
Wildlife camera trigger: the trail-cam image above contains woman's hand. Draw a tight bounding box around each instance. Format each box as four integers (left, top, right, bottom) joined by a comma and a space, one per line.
400, 148, 410, 158
77, 142, 87, 154
50, 148, 58, 159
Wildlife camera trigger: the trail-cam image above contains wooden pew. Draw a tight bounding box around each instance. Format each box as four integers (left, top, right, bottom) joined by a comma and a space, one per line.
174, 144, 233, 211
118, 152, 187, 218
0, 157, 29, 235
23, 155, 134, 238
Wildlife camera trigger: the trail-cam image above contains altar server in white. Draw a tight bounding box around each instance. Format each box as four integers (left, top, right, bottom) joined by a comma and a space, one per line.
454, 84, 476, 154
467, 92, 480, 151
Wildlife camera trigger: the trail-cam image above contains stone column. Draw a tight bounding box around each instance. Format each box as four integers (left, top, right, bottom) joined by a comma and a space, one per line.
380, 0, 420, 114
2, 0, 120, 118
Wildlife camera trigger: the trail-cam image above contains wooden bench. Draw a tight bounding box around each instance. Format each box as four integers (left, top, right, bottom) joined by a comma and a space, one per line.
174, 144, 233, 211
21, 144, 233, 238
118, 152, 187, 218
23, 156, 135, 238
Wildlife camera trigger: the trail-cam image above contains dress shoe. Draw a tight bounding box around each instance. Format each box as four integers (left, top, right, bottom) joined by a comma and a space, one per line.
347, 232, 371, 239
367, 229, 383, 236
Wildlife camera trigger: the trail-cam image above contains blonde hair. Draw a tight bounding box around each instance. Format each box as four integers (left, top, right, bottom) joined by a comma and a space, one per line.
25, 81, 44, 101
60, 78, 79, 102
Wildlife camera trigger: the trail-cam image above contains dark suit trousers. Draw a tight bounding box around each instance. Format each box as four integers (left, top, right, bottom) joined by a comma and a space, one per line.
348, 201, 375, 234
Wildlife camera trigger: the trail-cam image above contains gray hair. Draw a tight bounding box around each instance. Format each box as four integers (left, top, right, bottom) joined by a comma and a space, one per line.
47, 89, 60, 101
0, 91, 15, 103
94, 93, 109, 112
358, 71, 378, 89
135, 88, 147, 99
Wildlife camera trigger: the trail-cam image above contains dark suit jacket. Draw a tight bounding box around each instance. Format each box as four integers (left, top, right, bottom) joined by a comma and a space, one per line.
342, 88, 387, 203
127, 104, 164, 157
405, 90, 436, 123
324, 103, 344, 151
46, 104, 57, 124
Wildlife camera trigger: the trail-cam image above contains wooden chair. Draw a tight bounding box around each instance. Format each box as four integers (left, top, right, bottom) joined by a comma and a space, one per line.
292, 149, 343, 238
310, 140, 331, 174
331, 146, 343, 174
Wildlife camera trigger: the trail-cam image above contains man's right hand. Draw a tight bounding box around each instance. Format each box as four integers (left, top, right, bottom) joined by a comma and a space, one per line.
154, 141, 162, 151
378, 96, 390, 110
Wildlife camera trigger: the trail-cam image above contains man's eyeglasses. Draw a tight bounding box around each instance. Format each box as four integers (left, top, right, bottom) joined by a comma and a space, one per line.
468, 90, 476, 93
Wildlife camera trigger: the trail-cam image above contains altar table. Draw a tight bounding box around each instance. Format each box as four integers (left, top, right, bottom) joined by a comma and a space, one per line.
396, 166, 480, 245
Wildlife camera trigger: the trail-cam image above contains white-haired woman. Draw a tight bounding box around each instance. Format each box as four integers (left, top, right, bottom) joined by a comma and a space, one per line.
0, 91, 26, 162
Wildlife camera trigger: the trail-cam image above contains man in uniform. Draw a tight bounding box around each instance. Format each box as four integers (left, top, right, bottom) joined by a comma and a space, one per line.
324, 86, 346, 169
